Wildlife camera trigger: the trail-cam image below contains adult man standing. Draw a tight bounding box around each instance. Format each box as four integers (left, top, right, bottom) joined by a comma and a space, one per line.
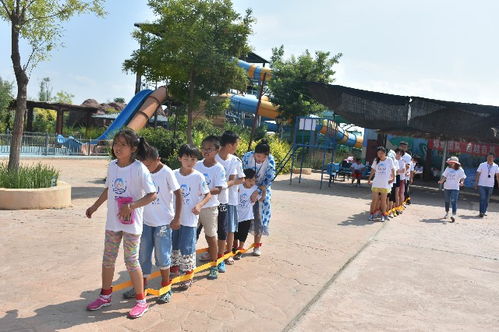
399, 141, 412, 204
474, 152, 499, 218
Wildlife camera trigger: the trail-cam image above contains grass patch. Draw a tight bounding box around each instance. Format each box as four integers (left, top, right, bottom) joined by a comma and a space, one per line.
0, 163, 59, 189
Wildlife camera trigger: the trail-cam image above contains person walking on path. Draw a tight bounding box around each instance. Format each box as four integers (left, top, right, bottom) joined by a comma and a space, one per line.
474, 152, 499, 218
438, 156, 466, 223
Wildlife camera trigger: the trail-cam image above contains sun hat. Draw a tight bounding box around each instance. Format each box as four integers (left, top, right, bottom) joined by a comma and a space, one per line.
446, 156, 461, 165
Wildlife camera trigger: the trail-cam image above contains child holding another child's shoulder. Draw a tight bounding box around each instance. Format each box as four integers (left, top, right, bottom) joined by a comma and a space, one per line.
172, 144, 211, 290
233, 169, 262, 260
122, 145, 182, 304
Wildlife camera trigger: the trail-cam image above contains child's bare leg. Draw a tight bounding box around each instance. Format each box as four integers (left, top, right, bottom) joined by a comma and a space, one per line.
380, 193, 388, 215
206, 235, 218, 261
226, 232, 235, 253
370, 191, 378, 214
130, 269, 145, 295
217, 239, 226, 257
160, 268, 170, 286
102, 267, 115, 290
254, 233, 262, 246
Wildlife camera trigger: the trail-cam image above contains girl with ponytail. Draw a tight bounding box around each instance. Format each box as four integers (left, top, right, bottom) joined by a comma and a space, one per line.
85, 128, 158, 319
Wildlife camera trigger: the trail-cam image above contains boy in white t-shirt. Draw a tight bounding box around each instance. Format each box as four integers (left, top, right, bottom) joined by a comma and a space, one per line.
123, 146, 181, 303
233, 169, 261, 260
350, 158, 365, 187
172, 144, 211, 290
215, 131, 245, 268
194, 135, 226, 280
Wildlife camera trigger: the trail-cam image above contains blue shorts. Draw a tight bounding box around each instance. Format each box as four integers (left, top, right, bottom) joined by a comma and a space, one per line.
172, 225, 197, 272
226, 205, 238, 233
139, 224, 172, 276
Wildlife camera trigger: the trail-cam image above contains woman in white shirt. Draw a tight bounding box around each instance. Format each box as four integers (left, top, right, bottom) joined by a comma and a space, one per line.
438, 156, 466, 223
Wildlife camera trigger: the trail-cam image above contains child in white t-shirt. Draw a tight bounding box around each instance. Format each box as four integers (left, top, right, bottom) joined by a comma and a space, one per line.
194, 135, 226, 280
350, 158, 365, 187
122, 146, 181, 304
438, 156, 466, 223
172, 144, 211, 290
367, 146, 395, 222
85, 129, 157, 319
233, 169, 261, 260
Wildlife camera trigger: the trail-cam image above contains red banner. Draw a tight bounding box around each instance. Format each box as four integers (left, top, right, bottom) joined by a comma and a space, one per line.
428, 139, 498, 156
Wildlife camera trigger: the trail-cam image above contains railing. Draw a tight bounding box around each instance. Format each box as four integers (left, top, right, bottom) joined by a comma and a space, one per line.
0, 133, 110, 157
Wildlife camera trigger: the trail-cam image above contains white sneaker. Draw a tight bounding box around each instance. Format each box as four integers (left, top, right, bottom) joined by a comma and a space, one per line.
253, 247, 261, 256
444, 212, 449, 219
225, 257, 235, 265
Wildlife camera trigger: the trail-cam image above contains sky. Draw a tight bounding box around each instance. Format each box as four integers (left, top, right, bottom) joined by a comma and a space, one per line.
1, 0, 499, 106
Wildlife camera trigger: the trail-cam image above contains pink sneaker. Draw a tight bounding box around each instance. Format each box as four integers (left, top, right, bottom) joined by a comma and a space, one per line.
128, 301, 149, 319
86, 295, 111, 311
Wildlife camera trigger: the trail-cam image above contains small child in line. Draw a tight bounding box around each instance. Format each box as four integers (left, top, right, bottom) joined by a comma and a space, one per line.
123, 145, 182, 304
233, 169, 262, 260
194, 135, 227, 280
85, 129, 157, 319
172, 144, 211, 290
367, 146, 395, 222
438, 156, 466, 223
350, 158, 365, 187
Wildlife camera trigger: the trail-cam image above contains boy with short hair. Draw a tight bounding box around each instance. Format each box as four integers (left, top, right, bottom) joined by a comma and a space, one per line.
172, 144, 211, 290
215, 131, 245, 268
194, 135, 226, 280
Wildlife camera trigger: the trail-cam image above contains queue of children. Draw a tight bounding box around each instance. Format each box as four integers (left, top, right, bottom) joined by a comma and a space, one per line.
85, 128, 274, 319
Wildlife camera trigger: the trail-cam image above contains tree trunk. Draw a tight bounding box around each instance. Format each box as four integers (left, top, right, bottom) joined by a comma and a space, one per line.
8, 13, 29, 171
186, 73, 195, 145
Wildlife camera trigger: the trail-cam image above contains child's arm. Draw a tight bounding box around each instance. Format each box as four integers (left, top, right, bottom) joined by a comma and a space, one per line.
86, 188, 108, 218
118, 192, 157, 220
211, 186, 223, 195
389, 168, 395, 184
437, 176, 447, 184
192, 192, 211, 215
367, 168, 376, 184
170, 189, 182, 230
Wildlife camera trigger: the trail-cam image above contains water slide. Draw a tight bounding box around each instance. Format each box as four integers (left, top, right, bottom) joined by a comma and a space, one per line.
232, 59, 363, 148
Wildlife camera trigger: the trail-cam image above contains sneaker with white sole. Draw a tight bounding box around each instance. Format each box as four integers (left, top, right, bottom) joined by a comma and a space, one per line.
368, 214, 374, 221
157, 290, 172, 304
123, 288, 136, 299
199, 252, 211, 261
128, 301, 149, 319
253, 247, 261, 256
225, 257, 235, 265
87, 295, 111, 311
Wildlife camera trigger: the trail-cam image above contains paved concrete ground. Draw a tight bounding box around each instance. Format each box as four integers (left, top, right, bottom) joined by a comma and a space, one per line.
0, 159, 498, 331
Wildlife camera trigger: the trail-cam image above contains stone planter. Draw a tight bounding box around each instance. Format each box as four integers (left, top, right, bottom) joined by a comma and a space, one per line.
0, 181, 71, 210
293, 167, 312, 175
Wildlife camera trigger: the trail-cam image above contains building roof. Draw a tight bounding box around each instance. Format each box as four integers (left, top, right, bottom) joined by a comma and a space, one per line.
10, 100, 100, 113
241, 52, 270, 65
304, 82, 499, 143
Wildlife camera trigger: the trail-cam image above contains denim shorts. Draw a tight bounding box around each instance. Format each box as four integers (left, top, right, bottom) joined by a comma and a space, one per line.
226, 205, 239, 233
172, 225, 197, 256
139, 224, 172, 276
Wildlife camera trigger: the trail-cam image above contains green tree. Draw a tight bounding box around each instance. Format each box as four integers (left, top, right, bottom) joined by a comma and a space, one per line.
38, 77, 52, 101
54, 90, 74, 104
113, 97, 125, 103
123, 0, 254, 144
0, 77, 14, 132
0, 0, 105, 170
269, 46, 342, 123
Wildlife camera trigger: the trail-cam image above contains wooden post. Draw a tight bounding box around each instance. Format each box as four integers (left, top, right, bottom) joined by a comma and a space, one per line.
439, 140, 448, 190
56, 109, 63, 135
26, 106, 34, 132
248, 72, 267, 152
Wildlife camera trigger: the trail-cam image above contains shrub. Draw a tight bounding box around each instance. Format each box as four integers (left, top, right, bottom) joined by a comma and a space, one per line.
32, 108, 56, 133
139, 127, 185, 169
0, 163, 59, 189
237, 134, 292, 175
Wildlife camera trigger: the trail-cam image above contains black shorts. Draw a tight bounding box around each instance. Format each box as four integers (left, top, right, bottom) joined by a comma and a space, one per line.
235, 219, 252, 243
394, 175, 401, 188
217, 204, 228, 241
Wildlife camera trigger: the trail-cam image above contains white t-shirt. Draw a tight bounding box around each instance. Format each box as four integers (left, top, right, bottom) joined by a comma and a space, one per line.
105, 160, 157, 235
397, 159, 406, 180
174, 169, 210, 227
229, 157, 245, 205
442, 167, 467, 190
402, 153, 412, 177
143, 165, 180, 227
237, 184, 259, 222
477, 162, 499, 188
194, 160, 227, 208
215, 153, 242, 205
371, 158, 395, 190
351, 163, 364, 171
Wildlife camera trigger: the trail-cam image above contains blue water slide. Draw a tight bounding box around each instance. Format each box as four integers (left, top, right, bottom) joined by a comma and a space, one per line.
91, 89, 154, 143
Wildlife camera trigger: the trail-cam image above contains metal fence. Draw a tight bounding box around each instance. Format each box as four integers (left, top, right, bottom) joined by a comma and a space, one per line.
0, 133, 111, 157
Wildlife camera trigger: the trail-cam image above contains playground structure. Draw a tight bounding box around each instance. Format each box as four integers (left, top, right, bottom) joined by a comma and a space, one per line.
53, 58, 363, 160
285, 116, 364, 189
